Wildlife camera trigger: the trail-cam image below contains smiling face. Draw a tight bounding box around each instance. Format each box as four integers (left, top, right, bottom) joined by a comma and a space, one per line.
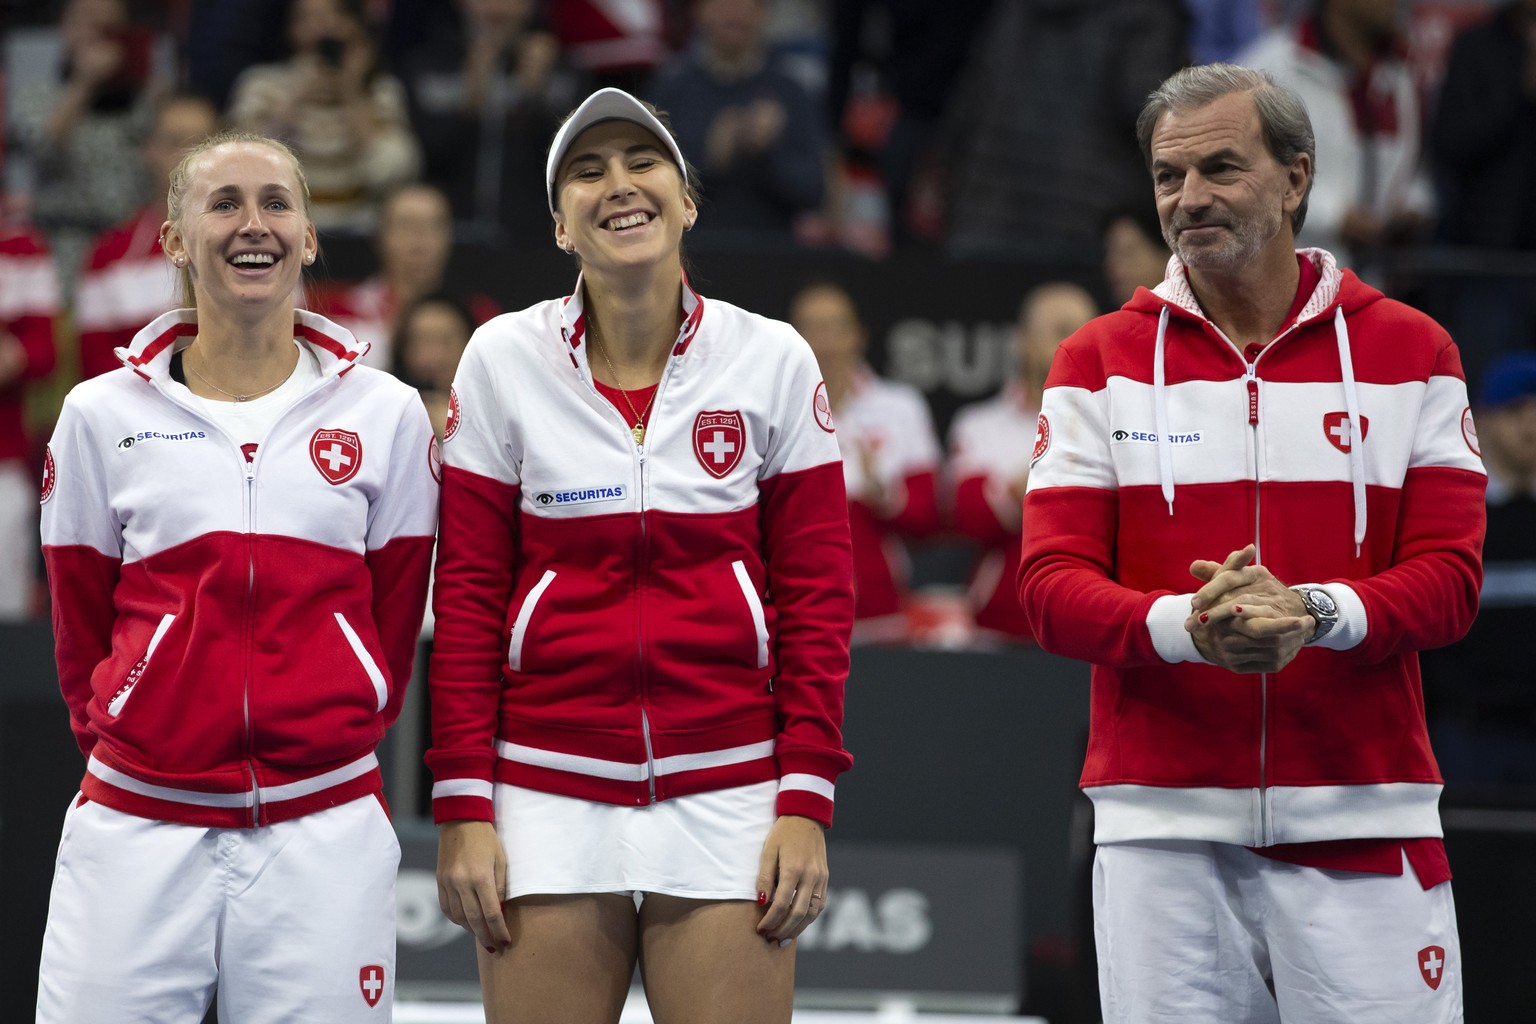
551, 120, 695, 273
1149, 90, 1308, 275
161, 141, 316, 314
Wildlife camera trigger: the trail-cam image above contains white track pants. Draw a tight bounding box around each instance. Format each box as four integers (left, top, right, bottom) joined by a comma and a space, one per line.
37, 794, 399, 1023
1094, 839, 1463, 1024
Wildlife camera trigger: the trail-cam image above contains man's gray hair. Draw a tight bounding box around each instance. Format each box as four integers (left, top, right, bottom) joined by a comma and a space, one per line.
1135, 63, 1316, 235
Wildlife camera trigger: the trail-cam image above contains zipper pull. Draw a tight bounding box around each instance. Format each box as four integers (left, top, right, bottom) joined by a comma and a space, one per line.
1246, 371, 1259, 426
636, 442, 647, 465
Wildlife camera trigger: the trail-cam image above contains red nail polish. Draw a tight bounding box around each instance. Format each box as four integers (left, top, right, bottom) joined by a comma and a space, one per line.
757, 892, 767, 905
1234, 605, 1243, 614
1199, 613, 1209, 624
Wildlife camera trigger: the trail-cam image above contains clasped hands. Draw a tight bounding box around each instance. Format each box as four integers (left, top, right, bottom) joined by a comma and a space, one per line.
1183, 544, 1316, 674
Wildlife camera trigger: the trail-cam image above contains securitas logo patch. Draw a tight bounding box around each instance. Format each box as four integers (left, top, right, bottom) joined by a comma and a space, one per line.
1111, 428, 1204, 445
534, 484, 626, 507
117, 429, 208, 450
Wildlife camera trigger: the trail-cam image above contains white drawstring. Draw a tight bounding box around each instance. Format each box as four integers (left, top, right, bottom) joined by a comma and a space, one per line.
1153, 305, 1175, 515
1333, 306, 1366, 556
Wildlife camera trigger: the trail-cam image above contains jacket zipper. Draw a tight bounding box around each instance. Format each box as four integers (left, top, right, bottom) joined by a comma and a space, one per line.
243, 458, 260, 825
587, 352, 677, 807
155, 359, 343, 826
636, 438, 656, 804
1246, 358, 1270, 847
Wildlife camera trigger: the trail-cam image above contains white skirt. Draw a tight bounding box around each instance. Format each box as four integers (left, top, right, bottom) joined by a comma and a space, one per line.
494, 781, 776, 901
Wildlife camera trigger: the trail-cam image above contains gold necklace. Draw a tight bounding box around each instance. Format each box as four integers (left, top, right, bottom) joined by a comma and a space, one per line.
590, 321, 657, 446
184, 349, 291, 402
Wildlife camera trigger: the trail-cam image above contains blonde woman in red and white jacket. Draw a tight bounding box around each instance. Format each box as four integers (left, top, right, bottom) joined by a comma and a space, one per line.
37, 132, 437, 1023
428, 89, 853, 1024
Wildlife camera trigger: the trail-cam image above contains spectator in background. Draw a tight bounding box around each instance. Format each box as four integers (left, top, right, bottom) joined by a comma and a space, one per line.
322, 183, 498, 370
0, 218, 60, 621
1426, 0, 1536, 391
1183, 0, 1268, 64
1101, 203, 1172, 308
227, 0, 421, 232
11, 0, 156, 287
826, 0, 990, 242
183, 0, 290, 111
1421, 354, 1536, 787
547, 0, 674, 94
948, 283, 1096, 643
791, 281, 940, 642
392, 292, 475, 441
75, 94, 219, 380
940, 0, 1188, 263
648, 0, 826, 243
1236, 0, 1433, 273
401, 0, 582, 241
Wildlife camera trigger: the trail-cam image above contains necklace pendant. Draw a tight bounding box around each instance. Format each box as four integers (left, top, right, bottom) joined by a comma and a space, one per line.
237, 395, 248, 402
631, 423, 646, 445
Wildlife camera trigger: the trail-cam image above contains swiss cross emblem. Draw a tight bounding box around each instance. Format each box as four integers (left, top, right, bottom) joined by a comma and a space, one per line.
310, 428, 363, 485
1032, 414, 1051, 464
40, 445, 56, 503
1418, 945, 1446, 990
1323, 412, 1369, 453
694, 410, 744, 478
359, 963, 386, 1007
444, 385, 462, 442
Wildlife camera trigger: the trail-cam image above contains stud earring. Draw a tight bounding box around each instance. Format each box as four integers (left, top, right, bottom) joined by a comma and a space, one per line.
304, 253, 315, 265
174, 256, 186, 267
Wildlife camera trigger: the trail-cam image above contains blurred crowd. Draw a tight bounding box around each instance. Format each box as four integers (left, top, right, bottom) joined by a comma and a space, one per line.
3, 0, 1535, 780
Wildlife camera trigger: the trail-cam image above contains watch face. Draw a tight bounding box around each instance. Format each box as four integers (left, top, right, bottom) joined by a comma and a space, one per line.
1309, 589, 1337, 615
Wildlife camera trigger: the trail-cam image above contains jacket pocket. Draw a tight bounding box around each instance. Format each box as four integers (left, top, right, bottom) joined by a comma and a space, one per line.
108, 613, 175, 717
335, 611, 388, 713
508, 570, 557, 673
732, 560, 770, 669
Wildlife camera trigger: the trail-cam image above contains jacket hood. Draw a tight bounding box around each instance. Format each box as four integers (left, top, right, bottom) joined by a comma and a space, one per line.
116, 307, 370, 383
1123, 247, 1382, 322
1126, 248, 1377, 555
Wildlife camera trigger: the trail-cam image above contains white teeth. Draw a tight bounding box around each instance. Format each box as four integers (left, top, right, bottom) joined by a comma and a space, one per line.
231, 253, 275, 265
608, 213, 650, 230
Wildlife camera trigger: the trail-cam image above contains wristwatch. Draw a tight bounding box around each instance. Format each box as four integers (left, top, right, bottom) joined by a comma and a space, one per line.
1292, 585, 1339, 645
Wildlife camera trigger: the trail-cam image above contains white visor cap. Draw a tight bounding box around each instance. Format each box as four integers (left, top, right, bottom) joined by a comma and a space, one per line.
546, 88, 688, 213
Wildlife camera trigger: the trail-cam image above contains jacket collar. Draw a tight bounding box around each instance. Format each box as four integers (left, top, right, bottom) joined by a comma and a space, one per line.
118, 307, 369, 383
558, 272, 706, 374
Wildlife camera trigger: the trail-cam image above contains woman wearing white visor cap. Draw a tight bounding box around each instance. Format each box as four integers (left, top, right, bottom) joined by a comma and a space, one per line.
426, 87, 855, 1023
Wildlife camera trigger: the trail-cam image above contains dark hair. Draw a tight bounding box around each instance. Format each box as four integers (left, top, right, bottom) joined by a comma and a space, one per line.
1099, 201, 1165, 249
390, 291, 476, 386
1135, 63, 1315, 235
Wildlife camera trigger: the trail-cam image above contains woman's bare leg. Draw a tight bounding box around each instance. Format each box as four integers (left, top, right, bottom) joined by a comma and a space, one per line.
479, 893, 638, 1024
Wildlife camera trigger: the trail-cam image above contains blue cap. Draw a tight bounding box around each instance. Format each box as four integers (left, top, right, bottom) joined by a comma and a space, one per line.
1478, 353, 1536, 408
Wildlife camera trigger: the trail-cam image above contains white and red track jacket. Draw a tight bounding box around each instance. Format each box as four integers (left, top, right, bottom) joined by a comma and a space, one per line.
0, 224, 60, 464
835, 367, 942, 631
74, 205, 179, 381
40, 308, 439, 828
948, 383, 1037, 639
1019, 250, 1486, 848
427, 279, 854, 828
